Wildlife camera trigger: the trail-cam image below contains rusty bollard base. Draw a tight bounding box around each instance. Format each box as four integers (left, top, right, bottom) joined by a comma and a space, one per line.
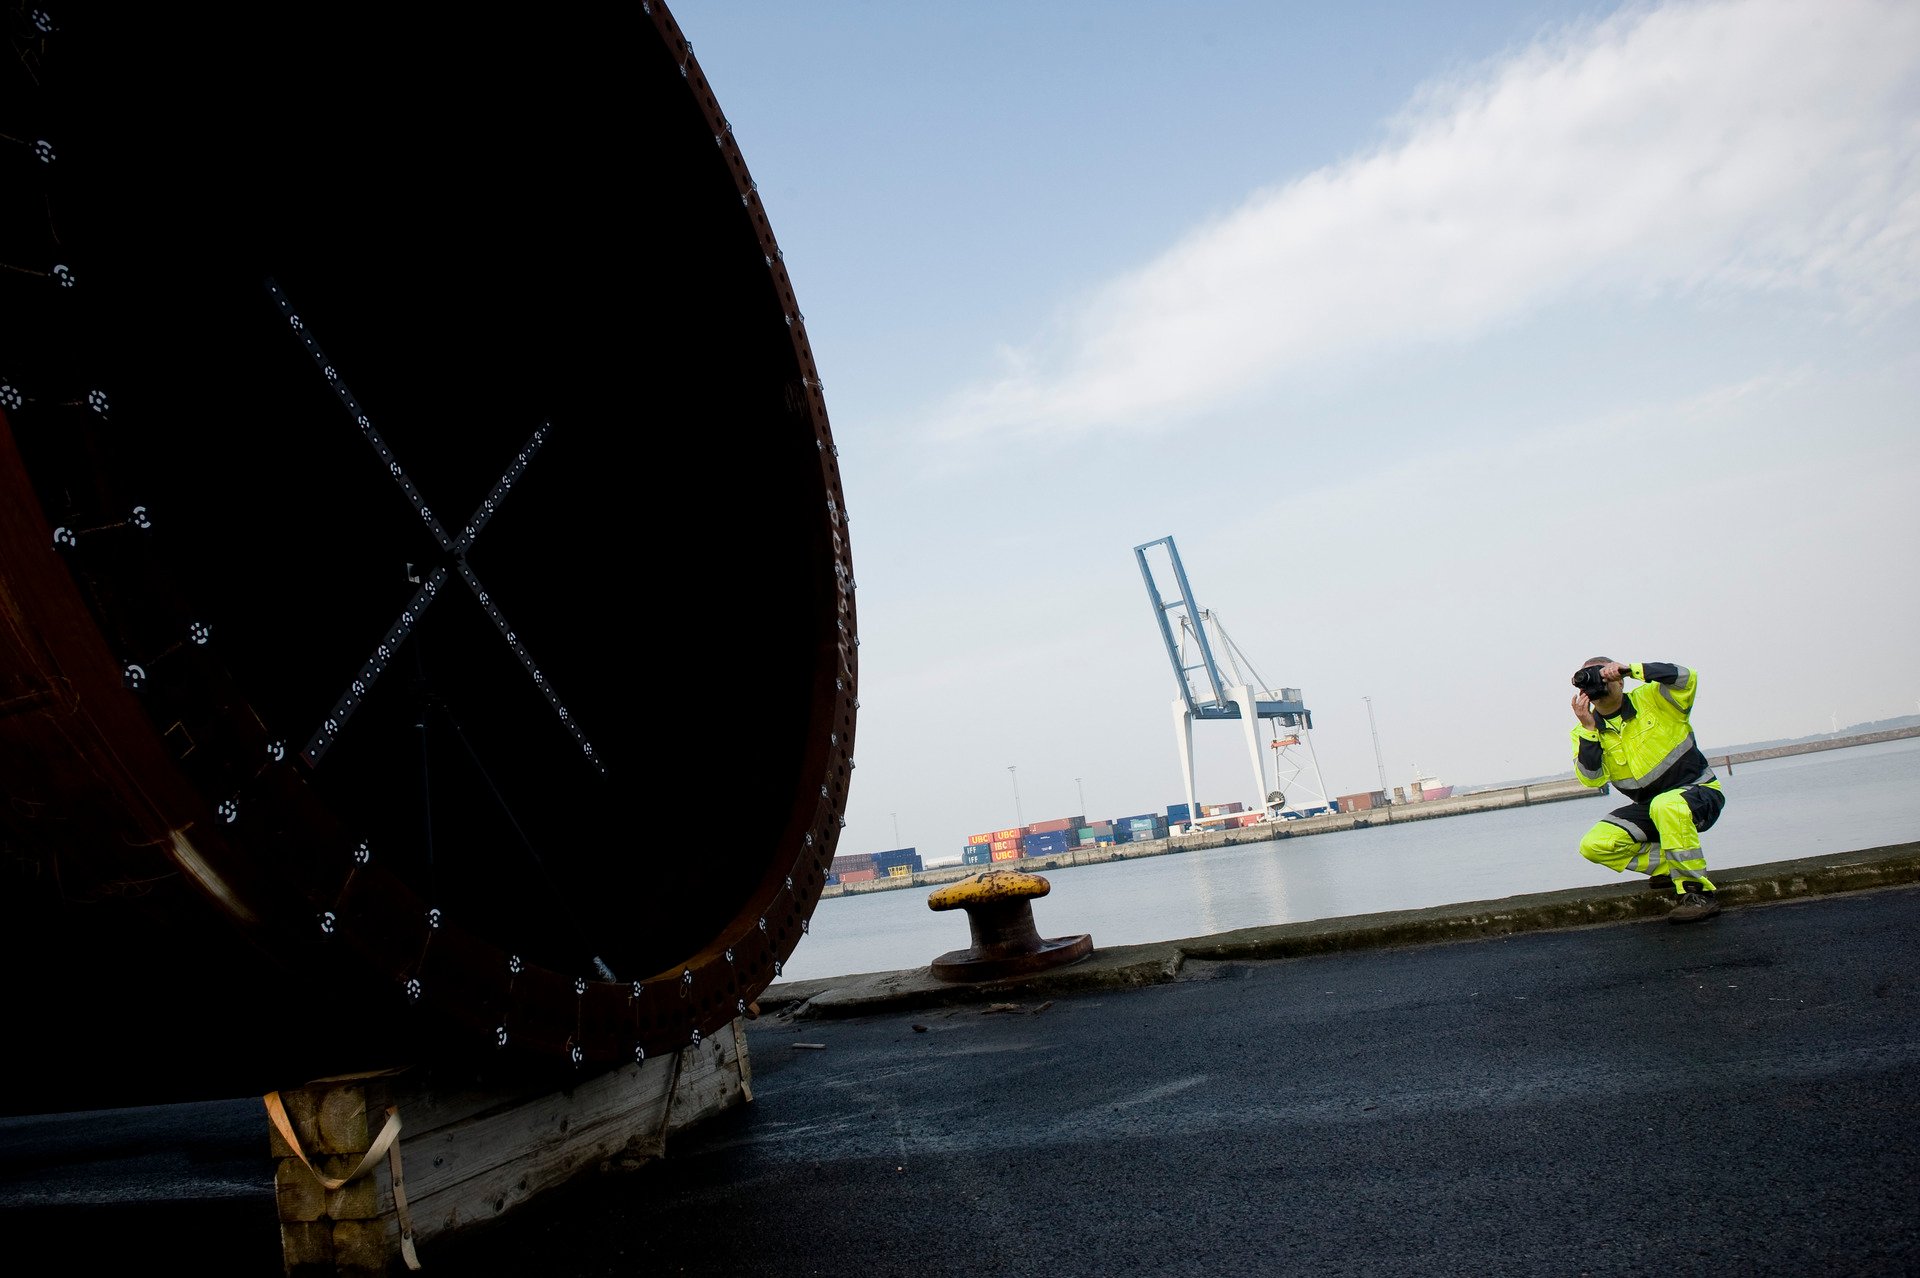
926, 870, 1093, 983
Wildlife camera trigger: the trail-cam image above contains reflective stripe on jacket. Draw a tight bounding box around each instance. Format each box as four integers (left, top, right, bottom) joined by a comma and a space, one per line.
1570, 662, 1715, 801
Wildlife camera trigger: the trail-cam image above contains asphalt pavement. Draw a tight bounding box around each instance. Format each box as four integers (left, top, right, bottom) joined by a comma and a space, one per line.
435, 865, 1920, 1277
3, 843, 1916, 1275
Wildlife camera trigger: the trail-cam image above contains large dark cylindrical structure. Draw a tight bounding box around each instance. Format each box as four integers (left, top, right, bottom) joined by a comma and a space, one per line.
0, 2, 855, 1113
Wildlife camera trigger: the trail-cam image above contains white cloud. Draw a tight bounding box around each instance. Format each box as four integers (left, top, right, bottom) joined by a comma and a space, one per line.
926, 0, 1920, 443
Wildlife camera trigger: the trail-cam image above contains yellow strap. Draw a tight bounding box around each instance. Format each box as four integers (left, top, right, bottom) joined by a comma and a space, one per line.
264, 1091, 423, 1270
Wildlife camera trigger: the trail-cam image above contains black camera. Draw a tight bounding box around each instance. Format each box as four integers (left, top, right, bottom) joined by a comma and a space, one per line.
1571, 665, 1611, 696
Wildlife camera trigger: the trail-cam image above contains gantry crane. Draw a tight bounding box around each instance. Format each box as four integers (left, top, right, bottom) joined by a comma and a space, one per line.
1134, 536, 1331, 830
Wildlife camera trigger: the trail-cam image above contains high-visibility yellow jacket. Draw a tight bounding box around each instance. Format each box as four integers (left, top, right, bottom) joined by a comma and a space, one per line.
1570, 662, 1716, 802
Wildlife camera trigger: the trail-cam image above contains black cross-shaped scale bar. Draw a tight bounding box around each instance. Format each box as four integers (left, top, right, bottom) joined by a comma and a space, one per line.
268, 280, 603, 774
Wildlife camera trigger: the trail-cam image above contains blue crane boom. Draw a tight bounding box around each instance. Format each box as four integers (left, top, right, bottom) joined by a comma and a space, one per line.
1134, 536, 1311, 725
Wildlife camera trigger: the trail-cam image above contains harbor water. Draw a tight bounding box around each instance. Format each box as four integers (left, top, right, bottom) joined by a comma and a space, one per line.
778, 737, 1920, 983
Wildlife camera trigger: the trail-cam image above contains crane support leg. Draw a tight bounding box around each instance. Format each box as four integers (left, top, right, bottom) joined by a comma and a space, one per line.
1228, 685, 1267, 813
1171, 697, 1198, 833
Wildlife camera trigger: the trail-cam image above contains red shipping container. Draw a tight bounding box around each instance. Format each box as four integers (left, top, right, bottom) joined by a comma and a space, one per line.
992, 827, 1021, 841
1026, 816, 1084, 834
838, 868, 877, 883
967, 832, 993, 846
989, 847, 1022, 862
989, 837, 1020, 855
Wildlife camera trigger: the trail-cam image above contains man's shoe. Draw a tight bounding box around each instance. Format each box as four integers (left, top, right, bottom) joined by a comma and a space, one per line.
1668, 889, 1721, 923
1647, 873, 1673, 893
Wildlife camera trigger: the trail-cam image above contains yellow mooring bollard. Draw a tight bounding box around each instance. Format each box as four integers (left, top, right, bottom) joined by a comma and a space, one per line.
925, 869, 1092, 982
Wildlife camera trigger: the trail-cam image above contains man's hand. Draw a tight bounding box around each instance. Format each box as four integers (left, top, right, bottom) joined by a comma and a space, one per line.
1572, 691, 1596, 729
1598, 661, 1629, 683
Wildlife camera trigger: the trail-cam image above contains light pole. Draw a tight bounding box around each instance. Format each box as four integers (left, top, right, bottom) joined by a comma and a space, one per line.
1008, 765, 1024, 829
891, 812, 900, 847
1075, 777, 1085, 815
1363, 696, 1389, 797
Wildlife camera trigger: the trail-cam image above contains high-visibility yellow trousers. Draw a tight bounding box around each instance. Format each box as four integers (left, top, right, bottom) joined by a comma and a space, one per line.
1578, 780, 1725, 894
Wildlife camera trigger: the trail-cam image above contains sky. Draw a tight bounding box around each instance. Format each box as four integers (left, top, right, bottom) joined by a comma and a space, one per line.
672, 0, 1920, 865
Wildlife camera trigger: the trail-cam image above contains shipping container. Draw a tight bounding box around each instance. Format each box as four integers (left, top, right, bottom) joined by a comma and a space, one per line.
966, 832, 993, 846
989, 847, 1022, 862
1025, 816, 1084, 834
960, 846, 993, 866
1165, 803, 1192, 822
838, 868, 878, 883
874, 847, 921, 872
989, 837, 1020, 856
992, 827, 1021, 842
1113, 817, 1166, 844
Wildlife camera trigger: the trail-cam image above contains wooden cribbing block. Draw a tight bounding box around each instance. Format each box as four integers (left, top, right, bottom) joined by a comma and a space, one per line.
266, 1018, 754, 1275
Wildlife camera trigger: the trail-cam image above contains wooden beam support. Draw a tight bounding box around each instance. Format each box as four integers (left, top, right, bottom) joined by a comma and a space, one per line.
268, 1018, 753, 1275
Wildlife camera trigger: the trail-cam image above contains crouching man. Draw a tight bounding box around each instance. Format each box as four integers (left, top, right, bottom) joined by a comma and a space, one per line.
1570, 658, 1726, 923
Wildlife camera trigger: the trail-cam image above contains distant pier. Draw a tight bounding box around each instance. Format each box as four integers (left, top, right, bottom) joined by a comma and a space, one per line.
825, 777, 1601, 898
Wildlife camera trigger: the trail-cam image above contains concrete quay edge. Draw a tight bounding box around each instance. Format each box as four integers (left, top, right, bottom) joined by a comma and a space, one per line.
761, 841, 1920, 1021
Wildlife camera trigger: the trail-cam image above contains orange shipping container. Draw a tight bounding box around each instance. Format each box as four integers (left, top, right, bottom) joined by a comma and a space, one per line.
838, 868, 877, 883
992, 827, 1021, 841
967, 832, 993, 845
989, 837, 1020, 855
